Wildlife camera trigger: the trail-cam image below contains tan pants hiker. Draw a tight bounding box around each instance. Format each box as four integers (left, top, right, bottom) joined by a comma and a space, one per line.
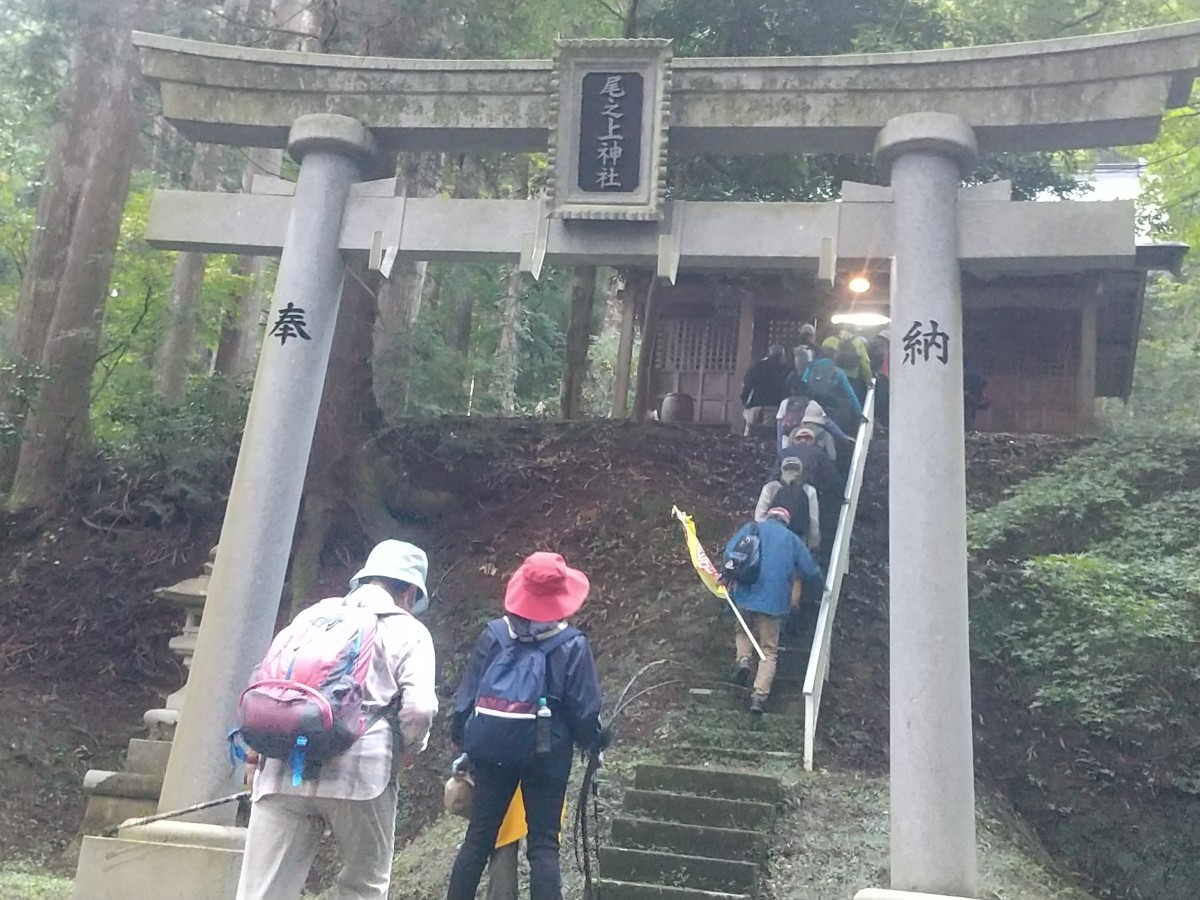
734, 611, 782, 699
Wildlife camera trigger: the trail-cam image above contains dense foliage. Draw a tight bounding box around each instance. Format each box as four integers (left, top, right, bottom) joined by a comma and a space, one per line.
970, 430, 1200, 741
0, 0, 1196, 465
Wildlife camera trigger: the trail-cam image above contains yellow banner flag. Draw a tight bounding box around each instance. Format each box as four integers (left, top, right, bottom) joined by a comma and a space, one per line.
672, 506, 765, 661
671, 505, 729, 600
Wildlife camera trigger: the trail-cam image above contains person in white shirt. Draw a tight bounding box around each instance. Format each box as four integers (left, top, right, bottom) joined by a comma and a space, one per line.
753, 455, 820, 553
236, 540, 439, 900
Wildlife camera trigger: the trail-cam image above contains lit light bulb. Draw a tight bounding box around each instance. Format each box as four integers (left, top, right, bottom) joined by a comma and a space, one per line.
847, 276, 871, 294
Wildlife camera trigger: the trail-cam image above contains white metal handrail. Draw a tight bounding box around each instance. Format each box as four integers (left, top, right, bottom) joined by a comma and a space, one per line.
803, 383, 876, 771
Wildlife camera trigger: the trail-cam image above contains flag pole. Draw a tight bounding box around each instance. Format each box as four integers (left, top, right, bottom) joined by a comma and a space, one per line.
723, 591, 766, 661
671, 506, 765, 661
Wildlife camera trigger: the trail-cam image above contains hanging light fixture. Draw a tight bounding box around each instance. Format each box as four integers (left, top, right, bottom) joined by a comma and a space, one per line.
831, 311, 891, 327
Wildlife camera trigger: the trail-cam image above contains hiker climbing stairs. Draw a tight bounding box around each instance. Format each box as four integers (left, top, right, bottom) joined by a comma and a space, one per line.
596, 763, 782, 900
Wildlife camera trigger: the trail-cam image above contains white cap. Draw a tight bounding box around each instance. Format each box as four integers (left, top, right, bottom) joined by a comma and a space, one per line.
349, 540, 429, 600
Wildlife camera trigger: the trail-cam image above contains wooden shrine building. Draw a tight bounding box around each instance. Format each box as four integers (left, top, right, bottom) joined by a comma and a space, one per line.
627, 244, 1183, 434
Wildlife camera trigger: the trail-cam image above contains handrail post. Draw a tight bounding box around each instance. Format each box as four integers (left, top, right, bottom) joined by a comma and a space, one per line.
803, 383, 876, 770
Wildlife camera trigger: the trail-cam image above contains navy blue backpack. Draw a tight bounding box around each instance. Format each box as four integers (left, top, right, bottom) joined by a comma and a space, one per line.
463, 619, 579, 766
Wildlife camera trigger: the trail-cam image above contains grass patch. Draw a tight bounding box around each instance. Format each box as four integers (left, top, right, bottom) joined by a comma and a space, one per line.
0, 863, 73, 900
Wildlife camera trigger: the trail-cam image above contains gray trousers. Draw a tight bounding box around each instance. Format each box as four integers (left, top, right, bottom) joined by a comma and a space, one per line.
234, 782, 399, 900
487, 840, 519, 900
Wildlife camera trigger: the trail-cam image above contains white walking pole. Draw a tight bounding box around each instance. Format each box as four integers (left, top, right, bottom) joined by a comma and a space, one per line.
724, 591, 767, 661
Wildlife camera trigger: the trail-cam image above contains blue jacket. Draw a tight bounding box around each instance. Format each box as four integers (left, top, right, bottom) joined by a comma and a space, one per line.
725, 518, 824, 617
802, 359, 864, 418
452, 615, 603, 761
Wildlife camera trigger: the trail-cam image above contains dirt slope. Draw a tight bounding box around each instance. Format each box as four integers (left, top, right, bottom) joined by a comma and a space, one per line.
0, 419, 1177, 900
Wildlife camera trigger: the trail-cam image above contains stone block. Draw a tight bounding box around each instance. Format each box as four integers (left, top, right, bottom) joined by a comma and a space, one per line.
596, 878, 748, 900
154, 576, 209, 604
611, 816, 767, 860
119, 821, 245, 851
143, 708, 178, 741
124, 739, 173, 777
622, 790, 775, 831
73, 834, 242, 900
599, 847, 759, 895
77, 796, 157, 839
634, 765, 781, 803
83, 770, 163, 800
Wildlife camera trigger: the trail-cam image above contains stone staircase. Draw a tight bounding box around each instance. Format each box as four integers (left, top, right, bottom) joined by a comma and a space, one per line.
75, 551, 213, 843
596, 646, 808, 899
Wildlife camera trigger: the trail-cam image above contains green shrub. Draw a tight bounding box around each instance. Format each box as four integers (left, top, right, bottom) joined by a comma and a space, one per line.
968, 430, 1197, 559
973, 554, 1200, 737
92, 376, 248, 515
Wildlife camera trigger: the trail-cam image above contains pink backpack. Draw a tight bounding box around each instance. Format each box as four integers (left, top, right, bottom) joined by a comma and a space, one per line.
231, 598, 396, 784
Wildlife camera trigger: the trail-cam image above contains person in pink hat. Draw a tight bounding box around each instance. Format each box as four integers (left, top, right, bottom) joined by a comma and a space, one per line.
447, 552, 605, 900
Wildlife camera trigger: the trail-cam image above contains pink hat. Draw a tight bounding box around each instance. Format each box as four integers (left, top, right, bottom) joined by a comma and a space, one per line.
766, 506, 792, 523
504, 552, 591, 622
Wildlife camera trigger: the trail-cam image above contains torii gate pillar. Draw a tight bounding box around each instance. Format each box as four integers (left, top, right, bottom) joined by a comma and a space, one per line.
157, 113, 376, 818
876, 112, 979, 896
75, 111, 375, 900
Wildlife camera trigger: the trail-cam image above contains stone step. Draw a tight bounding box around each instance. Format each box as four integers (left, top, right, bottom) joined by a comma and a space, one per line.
622, 790, 776, 831
775, 648, 807, 668
680, 710, 801, 737
611, 817, 767, 861
770, 668, 806, 687
634, 764, 781, 804
678, 724, 797, 754
596, 879, 748, 900
125, 738, 173, 777
688, 688, 804, 717
599, 847, 759, 896
670, 745, 806, 766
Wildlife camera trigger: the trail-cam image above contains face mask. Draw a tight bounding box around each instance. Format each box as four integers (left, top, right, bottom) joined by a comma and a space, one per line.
781, 469, 800, 484
410, 594, 430, 617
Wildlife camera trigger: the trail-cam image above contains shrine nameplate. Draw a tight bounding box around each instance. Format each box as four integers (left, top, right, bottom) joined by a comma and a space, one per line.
549, 39, 671, 221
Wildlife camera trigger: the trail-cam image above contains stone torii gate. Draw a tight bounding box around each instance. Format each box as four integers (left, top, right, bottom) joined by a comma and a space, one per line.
74, 23, 1200, 900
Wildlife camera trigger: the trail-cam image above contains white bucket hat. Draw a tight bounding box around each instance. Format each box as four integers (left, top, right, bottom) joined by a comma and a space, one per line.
349, 540, 429, 601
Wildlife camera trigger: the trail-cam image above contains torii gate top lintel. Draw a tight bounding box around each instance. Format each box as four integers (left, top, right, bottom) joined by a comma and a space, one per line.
133, 19, 1200, 156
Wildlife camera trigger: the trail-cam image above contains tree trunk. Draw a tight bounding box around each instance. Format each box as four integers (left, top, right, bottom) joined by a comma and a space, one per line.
8, 0, 144, 510
213, 147, 281, 381
447, 290, 474, 357
291, 255, 455, 611
0, 10, 114, 489
559, 265, 599, 418
213, 0, 319, 382
372, 152, 444, 414
289, 255, 390, 608
492, 266, 525, 415
611, 272, 645, 417
266, 0, 325, 51
632, 276, 661, 422
374, 152, 443, 334
154, 142, 223, 404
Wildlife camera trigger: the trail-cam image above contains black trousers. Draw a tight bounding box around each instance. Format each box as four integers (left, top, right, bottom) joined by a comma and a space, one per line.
447, 756, 571, 900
